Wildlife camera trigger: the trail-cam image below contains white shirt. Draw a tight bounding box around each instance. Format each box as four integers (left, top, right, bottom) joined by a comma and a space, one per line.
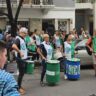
54, 35, 61, 47
35, 35, 41, 46
30, 37, 35, 45
64, 41, 71, 59
16, 36, 28, 59
42, 41, 53, 60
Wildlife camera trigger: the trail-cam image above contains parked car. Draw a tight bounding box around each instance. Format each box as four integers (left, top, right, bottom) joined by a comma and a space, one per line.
75, 39, 93, 66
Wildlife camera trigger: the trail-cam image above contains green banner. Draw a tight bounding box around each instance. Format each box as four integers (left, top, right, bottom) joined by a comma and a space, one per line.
93, 36, 96, 53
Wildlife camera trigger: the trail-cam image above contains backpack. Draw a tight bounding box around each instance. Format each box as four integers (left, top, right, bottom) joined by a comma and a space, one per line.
6, 38, 15, 51
86, 38, 92, 55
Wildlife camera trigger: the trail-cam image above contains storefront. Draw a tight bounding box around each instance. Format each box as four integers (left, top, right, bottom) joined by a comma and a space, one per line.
2, 6, 75, 34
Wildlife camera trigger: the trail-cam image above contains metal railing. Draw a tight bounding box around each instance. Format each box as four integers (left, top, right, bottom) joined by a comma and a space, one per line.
31, 0, 53, 5
32, 0, 40, 5
0, 0, 54, 5
42, 0, 53, 5
23, 0, 32, 4
0, 0, 17, 4
76, 0, 95, 3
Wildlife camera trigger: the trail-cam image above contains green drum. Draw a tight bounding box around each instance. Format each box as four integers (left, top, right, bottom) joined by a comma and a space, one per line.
26, 60, 34, 74
46, 60, 60, 84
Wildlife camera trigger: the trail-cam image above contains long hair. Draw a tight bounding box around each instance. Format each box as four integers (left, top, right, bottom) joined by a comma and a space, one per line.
64, 34, 71, 42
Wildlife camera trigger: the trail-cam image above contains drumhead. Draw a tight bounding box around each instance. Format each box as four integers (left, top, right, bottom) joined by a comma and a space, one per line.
47, 60, 59, 64
26, 60, 34, 63
67, 58, 80, 62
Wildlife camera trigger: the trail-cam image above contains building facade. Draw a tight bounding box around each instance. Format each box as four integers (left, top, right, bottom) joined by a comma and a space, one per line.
75, 0, 95, 35
0, 0, 75, 34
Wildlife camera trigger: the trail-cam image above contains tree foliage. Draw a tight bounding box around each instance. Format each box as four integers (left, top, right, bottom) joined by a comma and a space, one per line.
0, 0, 24, 37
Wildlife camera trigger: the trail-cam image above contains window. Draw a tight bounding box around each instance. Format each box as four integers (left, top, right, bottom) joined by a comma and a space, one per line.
17, 21, 29, 29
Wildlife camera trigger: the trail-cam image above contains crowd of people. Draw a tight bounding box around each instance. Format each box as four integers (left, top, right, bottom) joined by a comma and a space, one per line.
0, 25, 92, 95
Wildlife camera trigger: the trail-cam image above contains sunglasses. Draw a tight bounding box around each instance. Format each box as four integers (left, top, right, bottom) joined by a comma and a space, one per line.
23, 32, 27, 34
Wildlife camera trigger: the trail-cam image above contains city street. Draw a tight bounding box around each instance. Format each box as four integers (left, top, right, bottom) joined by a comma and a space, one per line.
15, 69, 96, 96
0, 0, 96, 96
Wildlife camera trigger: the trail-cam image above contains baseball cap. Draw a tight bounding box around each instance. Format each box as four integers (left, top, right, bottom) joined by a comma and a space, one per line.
19, 27, 28, 33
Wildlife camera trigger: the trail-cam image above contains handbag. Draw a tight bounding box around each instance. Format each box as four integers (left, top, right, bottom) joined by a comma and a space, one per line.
86, 38, 92, 55
54, 48, 63, 59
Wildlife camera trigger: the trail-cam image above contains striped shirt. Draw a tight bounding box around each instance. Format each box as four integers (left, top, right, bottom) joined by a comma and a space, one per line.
0, 69, 20, 96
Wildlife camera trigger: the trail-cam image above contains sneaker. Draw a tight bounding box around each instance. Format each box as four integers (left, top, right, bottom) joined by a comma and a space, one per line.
64, 74, 67, 80
19, 87, 25, 95
40, 81, 45, 87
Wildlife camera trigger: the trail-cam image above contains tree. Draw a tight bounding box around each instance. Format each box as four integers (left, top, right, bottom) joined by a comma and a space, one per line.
0, 0, 24, 37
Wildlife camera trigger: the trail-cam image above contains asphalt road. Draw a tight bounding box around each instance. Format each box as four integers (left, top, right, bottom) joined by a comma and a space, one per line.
17, 69, 96, 96
6, 62, 96, 96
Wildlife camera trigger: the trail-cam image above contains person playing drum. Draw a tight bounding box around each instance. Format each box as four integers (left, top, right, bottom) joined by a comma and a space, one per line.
64, 34, 73, 79
37, 34, 53, 86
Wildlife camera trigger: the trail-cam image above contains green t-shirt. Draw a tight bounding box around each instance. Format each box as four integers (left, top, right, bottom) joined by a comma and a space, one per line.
25, 36, 36, 52
39, 35, 43, 42
71, 40, 75, 58
60, 36, 63, 45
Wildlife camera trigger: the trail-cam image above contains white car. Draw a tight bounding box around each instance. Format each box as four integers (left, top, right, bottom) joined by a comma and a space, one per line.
75, 39, 93, 65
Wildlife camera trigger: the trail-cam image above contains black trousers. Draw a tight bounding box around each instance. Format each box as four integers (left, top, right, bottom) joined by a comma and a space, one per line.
28, 51, 37, 60
41, 60, 46, 82
58, 57, 66, 73
16, 57, 26, 88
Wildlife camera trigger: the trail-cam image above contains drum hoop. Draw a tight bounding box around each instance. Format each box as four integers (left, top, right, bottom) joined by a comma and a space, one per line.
67, 58, 80, 62
26, 60, 34, 63
47, 60, 60, 64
